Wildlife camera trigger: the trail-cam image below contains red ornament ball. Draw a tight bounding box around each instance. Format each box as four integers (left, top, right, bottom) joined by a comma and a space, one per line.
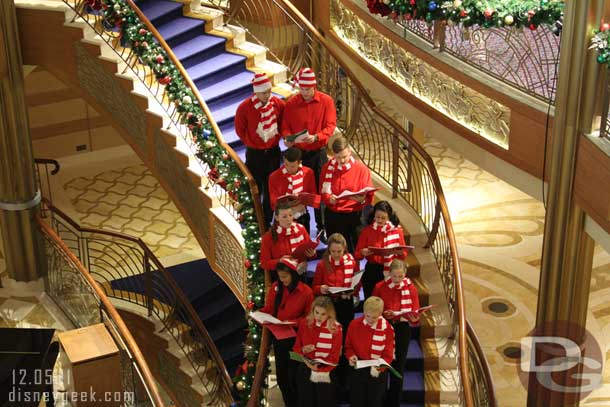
459, 9, 468, 17
159, 76, 172, 85
483, 8, 493, 19
139, 28, 147, 35
529, 23, 537, 30
245, 259, 251, 269
247, 301, 254, 310
602, 23, 610, 32
234, 179, 241, 188
155, 55, 164, 64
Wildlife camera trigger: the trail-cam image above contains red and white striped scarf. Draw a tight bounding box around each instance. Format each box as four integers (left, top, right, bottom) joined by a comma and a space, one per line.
313, 320, 335, 359
388, 277, 414, 322
363, 316, 389, 376
275, 223, 306, 253
252, 94, 278, 142
372, 221, 401, 278
331, 253, 355, 288
282, 165, 304, 195
321, 156, 355, 195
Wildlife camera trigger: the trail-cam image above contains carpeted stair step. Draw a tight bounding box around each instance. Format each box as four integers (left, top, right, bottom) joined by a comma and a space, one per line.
219, 123, 240, 147
136, 0, 184, 27
172, 35, 228, 68
156, 17, 205, 48
219, 333, 247, 374
200, 70, 256, 104
188, 53, 247, 89
208, 92, 251, 126
402, 370, 425, 403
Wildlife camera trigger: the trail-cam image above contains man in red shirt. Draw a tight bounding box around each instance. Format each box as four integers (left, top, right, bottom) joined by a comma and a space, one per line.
268, 147, 318, 234
281, 67, 337, 237
235, 73, 285, 225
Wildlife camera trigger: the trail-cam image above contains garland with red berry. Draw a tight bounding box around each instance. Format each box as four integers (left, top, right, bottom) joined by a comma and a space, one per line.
86, 0, 266, 403
365, 0, 563, 32
592, 23, 610, 66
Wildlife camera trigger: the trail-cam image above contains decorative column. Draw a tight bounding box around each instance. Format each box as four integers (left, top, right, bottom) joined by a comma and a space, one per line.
0, 0, 43, 282
529, 0, 604, 406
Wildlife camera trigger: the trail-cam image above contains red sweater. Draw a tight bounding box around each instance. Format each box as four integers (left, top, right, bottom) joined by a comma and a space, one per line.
344, 316, 394, 364
320, 160, 374, 213
372, 278, 420, 322
260, 281, 313, 323
268, 166, 317, 211
312, 257, 361, 297
293, 319, 342, 372
355, 224, 408, 264
235, 95, 285, 149
280, 91, 336, 151
260, 223, 311, 271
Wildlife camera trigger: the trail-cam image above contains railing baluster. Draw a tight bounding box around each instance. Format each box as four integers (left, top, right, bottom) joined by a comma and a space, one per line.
392, 127, 399, 199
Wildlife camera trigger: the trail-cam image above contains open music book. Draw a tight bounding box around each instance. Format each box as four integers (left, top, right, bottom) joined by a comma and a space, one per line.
390, 304, 437, 317
277, 192, 321, 208
335, 186, 379, 200
249, 311, 296, 325
285, 129, 308, 143
289, 351, 337, 366
327, 270, 364, 295
355, 358, 402, 378
366, 245, 414, 256
292, 230, 323, 261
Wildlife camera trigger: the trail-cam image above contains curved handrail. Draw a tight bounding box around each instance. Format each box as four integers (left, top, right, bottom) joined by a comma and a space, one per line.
226, 0, 473, 404
467, 321, 497, 406
41, 199, 235, 404
36, 215, 166, 407
34, 158, 60, 175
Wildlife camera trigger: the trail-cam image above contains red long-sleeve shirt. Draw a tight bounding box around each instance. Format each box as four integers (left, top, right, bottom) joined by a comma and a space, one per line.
320, 160, 374, 213
293, 319, 342, 372
344, 316, 394, 364
260, 281, 313, 323
260, 224, 311, 271
268, 166, 317, 211
235, 96, 285, 149
355, 224, 408, 264
372, 278, 420, 322
312, 258, 361, 297
280, 91, 336, 151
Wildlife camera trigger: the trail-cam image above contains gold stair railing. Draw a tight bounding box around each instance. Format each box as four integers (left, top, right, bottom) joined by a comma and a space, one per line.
220, 0, 499, 405
41, 199, 235, 405
36, 215, 166, 407
467, 321, 497, 407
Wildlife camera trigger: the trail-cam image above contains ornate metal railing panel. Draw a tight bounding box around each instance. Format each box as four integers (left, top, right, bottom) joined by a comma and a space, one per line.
38, 219, 165, 407
601, 76, 610, 140
43, 203, 234, 405
223, 0, 483, 404
467, 322, 497, 407
442, 23, 560, 102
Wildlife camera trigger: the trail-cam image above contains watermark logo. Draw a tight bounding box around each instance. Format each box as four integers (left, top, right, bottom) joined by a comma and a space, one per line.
516, 321, 603, 406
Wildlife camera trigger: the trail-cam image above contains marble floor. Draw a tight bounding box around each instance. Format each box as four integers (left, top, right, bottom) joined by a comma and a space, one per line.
424, 136, 610, 406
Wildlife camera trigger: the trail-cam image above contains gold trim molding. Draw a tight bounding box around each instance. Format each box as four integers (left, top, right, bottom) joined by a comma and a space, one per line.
330, 0, 511, 149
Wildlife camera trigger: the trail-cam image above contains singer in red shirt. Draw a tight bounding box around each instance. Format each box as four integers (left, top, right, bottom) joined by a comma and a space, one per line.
355, 200, 408, 299
320, 136, 374, 253
344, 296, 394, 407
373, 260, 420, 407
281, 67, 337, 236
293, 296, 342, 406
235, 73, 285, 225
268, 147, 318, 235
260, 258, 314, 407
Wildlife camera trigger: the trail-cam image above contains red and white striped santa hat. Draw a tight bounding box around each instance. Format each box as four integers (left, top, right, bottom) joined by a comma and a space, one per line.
295, 67, 316, 88
279, 256, 299, 271
252, 73, 272, 93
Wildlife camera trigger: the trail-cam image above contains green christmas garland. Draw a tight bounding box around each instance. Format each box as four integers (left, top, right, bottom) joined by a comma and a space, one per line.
592, 23, 610, 66
366, 0, 563, 31
88, 0, 265, 403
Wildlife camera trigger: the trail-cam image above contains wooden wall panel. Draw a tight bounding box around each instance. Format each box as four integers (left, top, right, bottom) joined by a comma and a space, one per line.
575, 137, 610, 234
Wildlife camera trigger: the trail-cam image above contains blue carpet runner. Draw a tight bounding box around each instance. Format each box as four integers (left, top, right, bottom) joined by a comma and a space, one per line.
110, 259, 246, 375
126, 0, 426, 403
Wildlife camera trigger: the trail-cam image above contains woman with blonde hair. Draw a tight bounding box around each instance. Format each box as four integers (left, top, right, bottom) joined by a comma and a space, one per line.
293, 296, 342, 406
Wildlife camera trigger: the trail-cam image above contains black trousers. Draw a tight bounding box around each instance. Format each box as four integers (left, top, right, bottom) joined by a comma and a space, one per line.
324, 208, 362, 254
301, 148, 328, 231
348, 366, 387, 407
296, 364, 337, 407
273, 336, 298, 407
388, 322, 411, 407
362, 262, 384, 300
332, 297, 354, 343
246, 146, 281, 226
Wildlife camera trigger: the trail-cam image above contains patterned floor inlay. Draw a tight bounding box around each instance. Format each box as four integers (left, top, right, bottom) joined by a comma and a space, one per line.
63, 164, 201, 260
